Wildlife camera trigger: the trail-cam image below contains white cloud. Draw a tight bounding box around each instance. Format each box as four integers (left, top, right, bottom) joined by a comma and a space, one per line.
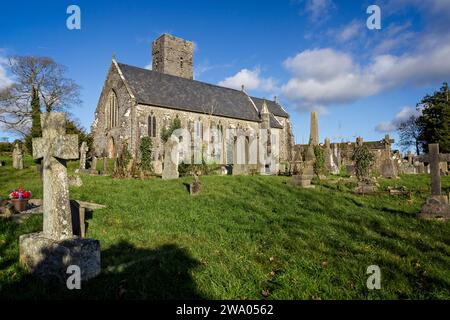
336, 20, 361, 42
144, 63, 152, 70
218, 67, 278, 93
369, 22, 416, 56
283, 48, 356, 81
303, 0, 336, 23
281, 42, 450, 111
382, 0, 450, 30
192, 41, 199, 52
375, 106, 420, 133
194, 60, 233, 78
0, 53, 13, 89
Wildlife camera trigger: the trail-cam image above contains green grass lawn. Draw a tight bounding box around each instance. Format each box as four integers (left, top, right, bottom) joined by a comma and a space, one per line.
1, 155, 450, 299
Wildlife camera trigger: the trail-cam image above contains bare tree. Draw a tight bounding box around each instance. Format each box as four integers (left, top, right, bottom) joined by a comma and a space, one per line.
397, 114, 421, 155
0, 56, 81, 136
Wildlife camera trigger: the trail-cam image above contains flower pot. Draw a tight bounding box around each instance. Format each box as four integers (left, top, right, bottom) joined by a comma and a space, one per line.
11, 199, 29, 212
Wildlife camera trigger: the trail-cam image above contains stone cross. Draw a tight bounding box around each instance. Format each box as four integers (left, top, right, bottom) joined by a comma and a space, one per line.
414, 144, 450, 196
32, 113, 78, 240
382, 134, 395, 156
79, 141, 89, 170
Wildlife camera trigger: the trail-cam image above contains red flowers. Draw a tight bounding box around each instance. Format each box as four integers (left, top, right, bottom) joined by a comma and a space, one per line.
9, 188, 31, 200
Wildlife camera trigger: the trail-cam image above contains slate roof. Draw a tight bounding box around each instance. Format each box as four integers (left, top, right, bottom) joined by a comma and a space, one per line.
117, 62, 287, 129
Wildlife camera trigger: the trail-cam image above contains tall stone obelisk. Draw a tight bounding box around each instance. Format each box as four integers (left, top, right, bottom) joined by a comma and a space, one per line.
309, 111, 319, 146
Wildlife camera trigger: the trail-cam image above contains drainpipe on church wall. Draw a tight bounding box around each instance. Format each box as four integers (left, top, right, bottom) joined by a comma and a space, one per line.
130, 98, 137, 156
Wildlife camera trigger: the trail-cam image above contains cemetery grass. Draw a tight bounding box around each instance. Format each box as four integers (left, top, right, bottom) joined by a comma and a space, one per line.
1, 156, 450, 299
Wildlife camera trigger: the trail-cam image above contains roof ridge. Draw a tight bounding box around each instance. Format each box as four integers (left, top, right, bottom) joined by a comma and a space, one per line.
117, 62, 250, 95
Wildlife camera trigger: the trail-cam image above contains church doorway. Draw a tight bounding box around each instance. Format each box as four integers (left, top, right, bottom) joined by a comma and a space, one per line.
107, 136, 116, 158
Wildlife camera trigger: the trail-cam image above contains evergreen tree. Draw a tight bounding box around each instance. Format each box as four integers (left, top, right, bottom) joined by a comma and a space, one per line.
161, 117, 182, 143
66, 118, 92, 150
24, 86, 42, 153
416, 82, 450, 153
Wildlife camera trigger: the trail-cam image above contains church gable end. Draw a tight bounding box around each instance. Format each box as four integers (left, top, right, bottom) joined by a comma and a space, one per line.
92, 60, 134, 158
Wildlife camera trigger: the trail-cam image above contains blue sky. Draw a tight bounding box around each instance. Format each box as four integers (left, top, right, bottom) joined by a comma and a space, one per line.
1, 0, 449, 150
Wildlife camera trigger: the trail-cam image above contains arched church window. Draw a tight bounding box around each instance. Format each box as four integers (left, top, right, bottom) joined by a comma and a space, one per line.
148, 113, 157, 138
152, 115, 157, 137
107, 91, 119, 129
196, 119, 203, 139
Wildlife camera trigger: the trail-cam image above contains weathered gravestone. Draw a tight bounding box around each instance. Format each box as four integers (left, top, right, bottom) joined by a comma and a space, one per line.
290, 146, 315, 188
89, 155, 99, 175
403, 151, 417, 174
101, 150, 108, 176
414, 143, 450, 220
379, 134, 398, 179
12, 143, 24, 169
19, 113, 101, 282
80, 141, 88, 170
68, 175, 83, 187
324, 138, 339, 174
162, 136, 179, 180
153, 160, 163, 176
190, 172, 202, 196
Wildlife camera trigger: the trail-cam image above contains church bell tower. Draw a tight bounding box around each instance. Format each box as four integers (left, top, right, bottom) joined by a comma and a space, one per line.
152, 33, 194, 79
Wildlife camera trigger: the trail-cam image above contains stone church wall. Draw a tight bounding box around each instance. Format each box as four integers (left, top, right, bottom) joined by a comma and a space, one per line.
92, 62, 293, 172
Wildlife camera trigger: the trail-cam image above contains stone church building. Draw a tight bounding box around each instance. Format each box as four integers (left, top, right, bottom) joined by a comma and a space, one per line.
92, 34, 295, 174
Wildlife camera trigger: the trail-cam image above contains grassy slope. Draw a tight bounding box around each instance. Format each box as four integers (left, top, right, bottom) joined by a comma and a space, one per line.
0, 155, 450, 299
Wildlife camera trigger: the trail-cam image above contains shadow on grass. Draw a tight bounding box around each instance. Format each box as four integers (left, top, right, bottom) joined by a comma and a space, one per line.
0, 227, 205, 299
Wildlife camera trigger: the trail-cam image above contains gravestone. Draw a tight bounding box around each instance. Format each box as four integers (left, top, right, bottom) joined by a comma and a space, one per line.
12, 143, 24, 169
403, 151, 416, 174
290, 146, 315, 189
440, 161, 449, 175
289, 163, 315, 188
291, 146, 303, 175
19, 113, 101, 283
379, 135, 398, 178
220, 165, 228, 175
79, 141, 88, 171
414, 144, 450, 220
68, 175, 83, 187
153, 160, 163, 176
380, 159, 397, 178
89, 155, 99, 175
407, 151, 413, 165
232, 164, 249, 175
101, 150, 108, 176
324, 138, 339, 174
162, 136, 179, 180
190, 172, 202, 195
